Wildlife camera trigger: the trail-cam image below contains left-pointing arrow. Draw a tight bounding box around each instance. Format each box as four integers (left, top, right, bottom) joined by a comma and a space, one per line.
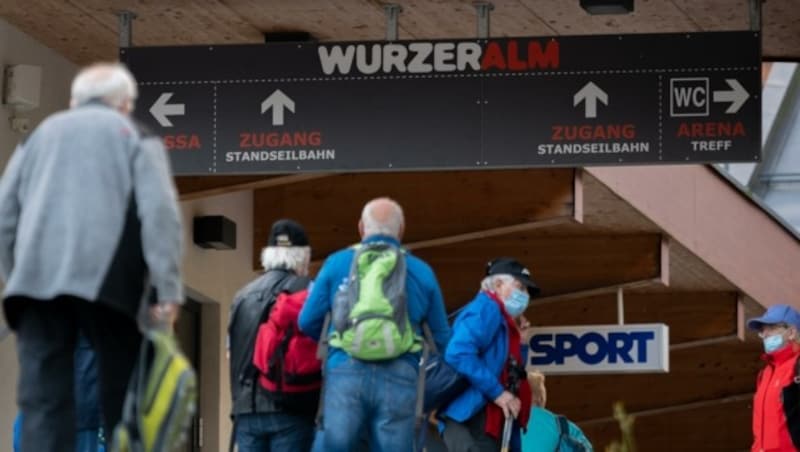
149, 93, 185, 127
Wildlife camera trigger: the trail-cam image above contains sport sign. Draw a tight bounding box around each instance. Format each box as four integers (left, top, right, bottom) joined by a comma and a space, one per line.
526, 324, 670, 374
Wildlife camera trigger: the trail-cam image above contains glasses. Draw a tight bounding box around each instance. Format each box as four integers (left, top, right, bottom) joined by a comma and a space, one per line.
758, 323, 790, 338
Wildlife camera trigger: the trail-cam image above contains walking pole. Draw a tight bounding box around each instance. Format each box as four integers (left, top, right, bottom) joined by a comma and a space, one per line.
500, 415, 513, 452
500, 355, 523, 452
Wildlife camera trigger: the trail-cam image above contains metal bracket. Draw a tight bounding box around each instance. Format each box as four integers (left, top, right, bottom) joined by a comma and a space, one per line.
116, 10, 137, 49
474, 1, 494, 39
748, 0, 762, 32
617, 286, 625, 325
384, 4, 402, 42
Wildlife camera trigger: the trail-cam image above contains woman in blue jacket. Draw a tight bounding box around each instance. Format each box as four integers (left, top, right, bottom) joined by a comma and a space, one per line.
440, 257, 539, 452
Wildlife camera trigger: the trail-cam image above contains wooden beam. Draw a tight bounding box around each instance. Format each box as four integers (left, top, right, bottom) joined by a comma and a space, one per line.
573, 168, 584, 224
530, 291, 741, 345
532, 279, 664, 306
404, 217, 575, 251
669, 334, 742, 351
544, 341, 762, 423
178, 173, 333, 201
737, 293, 747, 341
579, 392, 754, 426
660, 235, 670, 286
254, 168, 577, 266
416, 233, 663, 310
577, 395, 753, 451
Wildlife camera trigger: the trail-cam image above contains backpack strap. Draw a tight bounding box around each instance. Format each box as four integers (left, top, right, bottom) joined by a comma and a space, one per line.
315, 313, 332, 430
556, 415, 570, 451
794, 355, 800, 384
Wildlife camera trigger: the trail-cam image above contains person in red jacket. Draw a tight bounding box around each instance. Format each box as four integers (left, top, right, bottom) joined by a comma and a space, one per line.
749, 304, 800, 452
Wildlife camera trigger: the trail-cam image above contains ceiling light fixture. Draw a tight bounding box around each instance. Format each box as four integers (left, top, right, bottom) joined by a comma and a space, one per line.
579, 0, 634, 15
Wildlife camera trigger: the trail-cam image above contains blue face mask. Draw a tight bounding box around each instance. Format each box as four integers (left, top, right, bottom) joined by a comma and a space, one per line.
503, 288, 530, 317
763, 334, 786, 354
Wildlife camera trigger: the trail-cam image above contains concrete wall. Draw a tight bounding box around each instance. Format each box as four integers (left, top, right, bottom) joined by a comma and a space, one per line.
180, 190, 258, 451
0, 16, 77, 449
0, 17, 76, 168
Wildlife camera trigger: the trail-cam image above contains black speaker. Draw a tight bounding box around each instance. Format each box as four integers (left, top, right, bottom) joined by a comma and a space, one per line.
579, 0, 634, 14
193, 215, 236, 250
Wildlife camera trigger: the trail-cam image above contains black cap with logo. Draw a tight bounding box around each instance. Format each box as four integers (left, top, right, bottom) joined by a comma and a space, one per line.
486, 257, 541, 297
268, 219, 309, 247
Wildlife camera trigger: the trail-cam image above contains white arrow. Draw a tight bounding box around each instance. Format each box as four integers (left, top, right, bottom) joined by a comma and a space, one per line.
573, 82, 608, 119
149, 93, 185, 127
713, 79, 749, 114
261, 89, 295, 126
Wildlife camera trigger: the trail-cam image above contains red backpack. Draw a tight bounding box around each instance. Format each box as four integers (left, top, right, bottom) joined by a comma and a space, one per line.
252, 288, 322, 397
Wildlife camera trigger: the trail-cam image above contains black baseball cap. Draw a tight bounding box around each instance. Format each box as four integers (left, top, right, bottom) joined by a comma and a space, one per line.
486, 257, 541, 297
268, 219, 309, 247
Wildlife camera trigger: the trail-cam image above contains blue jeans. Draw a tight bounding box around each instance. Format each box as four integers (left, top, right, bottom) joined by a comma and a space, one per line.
75, 429, 101, 452
235, 412, 315, 452
316, 357, 418, 452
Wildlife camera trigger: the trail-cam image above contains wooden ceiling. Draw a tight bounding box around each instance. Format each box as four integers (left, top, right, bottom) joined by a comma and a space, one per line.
0, 0, 798, 66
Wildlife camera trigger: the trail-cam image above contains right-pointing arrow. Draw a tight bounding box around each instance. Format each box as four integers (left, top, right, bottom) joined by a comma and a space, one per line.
713, 79, 749, 114
573, 82, 609, 119
261, 89, 295, 126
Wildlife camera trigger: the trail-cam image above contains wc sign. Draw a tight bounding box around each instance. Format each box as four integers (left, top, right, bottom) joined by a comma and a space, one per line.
527, 324, 669, 374
671, 78, 709, 117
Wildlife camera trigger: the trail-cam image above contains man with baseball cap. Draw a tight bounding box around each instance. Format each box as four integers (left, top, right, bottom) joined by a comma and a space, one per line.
227, 218, 314, 451
748, 303, 800, 451
440, 257, 540, 452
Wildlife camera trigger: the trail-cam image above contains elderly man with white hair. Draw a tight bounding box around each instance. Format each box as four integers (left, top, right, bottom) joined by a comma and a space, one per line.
299, 197, 451, 452
0, 62, 183, 451
227, 218, 315, 451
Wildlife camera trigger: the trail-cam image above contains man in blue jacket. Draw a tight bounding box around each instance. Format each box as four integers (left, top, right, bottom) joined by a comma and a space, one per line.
299, 197, 451, 452
441, 257, 539, 452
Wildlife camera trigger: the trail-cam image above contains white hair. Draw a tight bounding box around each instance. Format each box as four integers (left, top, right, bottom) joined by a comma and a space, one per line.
481, 274, 514, 292
361, 198, 404, 238
260, 246, 311, 276
70, 63, 138, 112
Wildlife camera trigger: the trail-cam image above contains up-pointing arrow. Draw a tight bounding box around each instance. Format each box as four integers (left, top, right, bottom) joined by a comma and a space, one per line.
149, 93, 185, 127
713, 79, 749, 114
261, 89, 295, 126
573, 82, 609, 119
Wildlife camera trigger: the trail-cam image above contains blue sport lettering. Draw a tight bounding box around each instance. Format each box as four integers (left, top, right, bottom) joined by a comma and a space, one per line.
529, 331, 655, 366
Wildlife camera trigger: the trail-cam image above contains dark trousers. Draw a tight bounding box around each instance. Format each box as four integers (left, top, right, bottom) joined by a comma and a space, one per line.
442, 411, 501, 452
7, 296, 141, 452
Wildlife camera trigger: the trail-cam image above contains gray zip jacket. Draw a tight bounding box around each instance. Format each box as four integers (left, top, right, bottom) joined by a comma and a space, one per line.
0, 102, 183, 319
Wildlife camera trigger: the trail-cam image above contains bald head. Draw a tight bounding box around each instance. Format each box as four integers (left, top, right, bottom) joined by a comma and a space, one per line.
70, 62, 137, 114
359, 197, 405, 240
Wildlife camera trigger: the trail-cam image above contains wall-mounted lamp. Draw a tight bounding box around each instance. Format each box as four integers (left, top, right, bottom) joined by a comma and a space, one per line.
580, 0, 634, 15
193, 215, 237, 250
2, 64, 42, 133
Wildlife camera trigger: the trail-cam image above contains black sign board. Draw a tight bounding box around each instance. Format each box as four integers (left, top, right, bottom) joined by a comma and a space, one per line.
121, 31, 761, 175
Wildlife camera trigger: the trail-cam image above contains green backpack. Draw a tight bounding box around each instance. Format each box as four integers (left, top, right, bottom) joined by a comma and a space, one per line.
111, 330, 197, 452
329, 242, 420, 360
